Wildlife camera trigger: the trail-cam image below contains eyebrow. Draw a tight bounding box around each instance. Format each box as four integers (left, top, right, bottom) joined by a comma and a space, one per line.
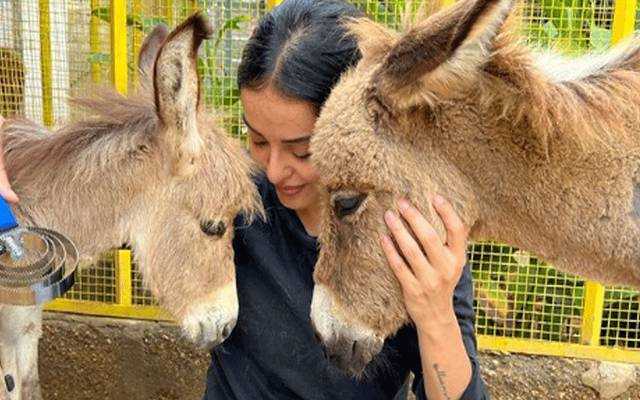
242, 114, 312, 144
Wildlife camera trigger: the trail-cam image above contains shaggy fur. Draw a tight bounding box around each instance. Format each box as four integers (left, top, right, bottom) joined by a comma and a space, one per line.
0, 14, 261, 399
310, 0, 640, 374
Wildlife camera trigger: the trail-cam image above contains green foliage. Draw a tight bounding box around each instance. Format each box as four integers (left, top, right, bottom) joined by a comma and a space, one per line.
521, 0, 613, 53
601, 289, 639, 348
91, 7, 170, 33
200, 15, 253, 109
471, 243, 584, 343
471, 242, 640, 348
88, 6, 252, 134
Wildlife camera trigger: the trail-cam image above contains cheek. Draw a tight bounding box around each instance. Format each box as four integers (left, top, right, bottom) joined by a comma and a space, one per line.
297, 162, 321, 184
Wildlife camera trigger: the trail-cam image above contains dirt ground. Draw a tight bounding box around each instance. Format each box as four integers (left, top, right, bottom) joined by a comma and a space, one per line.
39, 312, 639, 400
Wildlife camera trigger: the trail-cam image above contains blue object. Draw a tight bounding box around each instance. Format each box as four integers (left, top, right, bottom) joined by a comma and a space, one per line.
0, 197, 18, 232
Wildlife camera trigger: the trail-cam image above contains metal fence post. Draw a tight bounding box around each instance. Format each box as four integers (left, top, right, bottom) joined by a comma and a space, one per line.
580, 282, 605, 345
110, 0, 129, 307
111, 0, 128, 95
612, 0, 637, 45
115, 249, 132, 307
267, 0, 282, 10
38, 0, 53, 126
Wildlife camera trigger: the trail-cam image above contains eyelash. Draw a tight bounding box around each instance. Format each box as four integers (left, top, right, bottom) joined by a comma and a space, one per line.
294, 153, 311, 160
252, 140, 310, 160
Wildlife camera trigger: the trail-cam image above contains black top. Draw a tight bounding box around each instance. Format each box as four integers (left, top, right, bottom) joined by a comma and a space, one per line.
204, 175, 488, 399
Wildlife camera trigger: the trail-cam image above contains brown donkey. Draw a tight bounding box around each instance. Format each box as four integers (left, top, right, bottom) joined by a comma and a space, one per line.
0, 14, 261, 400
309, 0, 640, 374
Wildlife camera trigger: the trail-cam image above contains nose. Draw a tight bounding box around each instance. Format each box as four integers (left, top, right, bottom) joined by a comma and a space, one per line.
265, 149, 293, 185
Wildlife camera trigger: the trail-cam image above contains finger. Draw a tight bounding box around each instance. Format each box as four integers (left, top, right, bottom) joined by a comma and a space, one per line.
381, 235, 418, 289
397, 198, 448, 269
433, 194, 467, 258
384, 209, 431, 281
0, 180, 18, 204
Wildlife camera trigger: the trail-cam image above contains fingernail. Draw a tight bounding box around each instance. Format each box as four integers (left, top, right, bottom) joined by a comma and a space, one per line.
384, 210, 396, 223
398, 198, 410, 211
433, 194, 444, 206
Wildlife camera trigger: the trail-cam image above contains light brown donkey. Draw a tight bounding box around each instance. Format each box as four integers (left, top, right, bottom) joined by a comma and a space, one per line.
309, 0, 640, 374
0, 14, 261, 400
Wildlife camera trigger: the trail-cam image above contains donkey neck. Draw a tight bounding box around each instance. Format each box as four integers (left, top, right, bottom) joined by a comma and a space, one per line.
425, 95, 640, 286
4, 116, 166, 257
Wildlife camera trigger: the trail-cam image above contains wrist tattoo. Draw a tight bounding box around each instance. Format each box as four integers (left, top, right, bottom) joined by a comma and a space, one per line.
432, 363, 451, 400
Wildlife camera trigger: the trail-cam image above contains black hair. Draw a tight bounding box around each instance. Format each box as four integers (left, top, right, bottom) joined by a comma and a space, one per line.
237, 0, 363, 111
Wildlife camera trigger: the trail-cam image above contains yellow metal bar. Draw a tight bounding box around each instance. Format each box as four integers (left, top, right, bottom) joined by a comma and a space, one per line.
580, 281, 605, 345
266, 0, 282, 10
115, 249, 132, 306
45, 299, 174, 321
612, 0, 637, 44
90, 0, 101, 82
38, 0, 53, 126
479, 336, 640, 364
111, 0, 128, 95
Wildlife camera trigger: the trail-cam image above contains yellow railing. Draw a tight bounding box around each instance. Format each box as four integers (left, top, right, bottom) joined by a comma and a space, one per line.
45, 249, 173, 321
476, 0, 638, 364
6, 0, 632, 364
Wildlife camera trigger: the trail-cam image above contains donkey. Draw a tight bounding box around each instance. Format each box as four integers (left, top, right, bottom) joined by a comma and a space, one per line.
309, 0, 640, 374
0, 13, 261, 400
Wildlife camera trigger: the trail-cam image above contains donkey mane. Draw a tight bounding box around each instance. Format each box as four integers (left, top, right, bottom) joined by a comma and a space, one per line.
347, 10, 640, 158
484, 31, 640, 157
4, 87, 163, 185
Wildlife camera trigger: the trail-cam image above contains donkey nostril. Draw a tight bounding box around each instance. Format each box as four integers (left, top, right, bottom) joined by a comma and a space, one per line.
200, 220, 226, 237
4, 374, 14, 392
222, 323, 233, 340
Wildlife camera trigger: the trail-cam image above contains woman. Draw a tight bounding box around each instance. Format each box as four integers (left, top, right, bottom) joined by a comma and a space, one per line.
0, 1, 487, 398
205, 0, 487, 399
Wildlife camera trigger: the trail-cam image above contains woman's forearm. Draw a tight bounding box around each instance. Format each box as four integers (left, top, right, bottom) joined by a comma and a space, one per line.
417, 317, 472, 400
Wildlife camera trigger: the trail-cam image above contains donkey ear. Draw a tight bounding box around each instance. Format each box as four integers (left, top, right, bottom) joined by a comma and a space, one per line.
138, 24, 169, 92
371, 0, 513, 110
345, 17, 399, 66
154, 12, 213, 176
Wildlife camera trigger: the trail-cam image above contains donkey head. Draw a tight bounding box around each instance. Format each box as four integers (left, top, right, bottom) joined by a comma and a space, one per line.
309, 0, 513, 373
3, 14, 261, 348
125, 15, 263, 347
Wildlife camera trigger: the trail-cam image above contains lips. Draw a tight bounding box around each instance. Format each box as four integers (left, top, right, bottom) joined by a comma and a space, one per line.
277, 184, 304, 196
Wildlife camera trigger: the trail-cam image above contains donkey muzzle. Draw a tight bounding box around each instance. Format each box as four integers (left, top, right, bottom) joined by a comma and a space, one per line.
310, 284, 384, 375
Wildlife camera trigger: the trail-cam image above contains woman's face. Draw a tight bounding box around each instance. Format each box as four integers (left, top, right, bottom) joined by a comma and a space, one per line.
241, 85, 321, 213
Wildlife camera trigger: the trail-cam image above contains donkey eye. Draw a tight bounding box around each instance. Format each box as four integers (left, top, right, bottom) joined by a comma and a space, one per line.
200, 220, 226, 237
333, 192, 366, 218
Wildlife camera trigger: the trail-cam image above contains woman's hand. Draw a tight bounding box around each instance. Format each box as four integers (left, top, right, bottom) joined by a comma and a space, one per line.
0, 115, 19, 203
381, 195, 467, 328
